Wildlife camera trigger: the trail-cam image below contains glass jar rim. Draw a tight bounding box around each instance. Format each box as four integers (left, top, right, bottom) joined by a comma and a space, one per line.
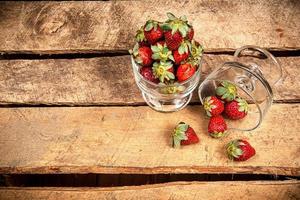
131, 55, 202, 87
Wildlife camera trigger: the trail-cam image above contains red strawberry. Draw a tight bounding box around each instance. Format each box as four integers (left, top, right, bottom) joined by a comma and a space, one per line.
172, 122, 199, 147
135, 26, 148, 47
176, 63, 196, 82
138, 41, 149, 47
173, 49, 189, 65
144, 20, 163, 45
186, 26, 194, 41
164, 31, 183, 50
140, 67, 159, 83
224, 97, 248, 120
203, 96, 224, 117
226, 139, 256, 161
208, 115, 227, 138
129, 44, 153, 66
162, 13, 190, 50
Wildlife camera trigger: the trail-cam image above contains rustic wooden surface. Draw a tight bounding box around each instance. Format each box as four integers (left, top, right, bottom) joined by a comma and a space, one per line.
0, 181, 299, 200
0, 55, 299, 105
0, 1, 299, 197
0, 0, 299, 54
0, 104, 299, 175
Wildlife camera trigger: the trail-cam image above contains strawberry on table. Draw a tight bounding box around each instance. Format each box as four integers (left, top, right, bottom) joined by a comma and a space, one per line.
172, 122, 199, 147
203, 96, 224, 117
144, 20, 163, 45
153, 61, 175, 82
224, 97, 249, 120
176, 63, 196, 82
208, 115, 227, 138
226, 139, 256, 161
216, 81, 238, 102
140, 67, 159, 83
129, 44, 153, 66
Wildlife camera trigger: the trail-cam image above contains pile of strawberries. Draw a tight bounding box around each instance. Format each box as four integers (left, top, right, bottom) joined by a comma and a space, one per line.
130, 13, 203, 85
172, 81, 256, 162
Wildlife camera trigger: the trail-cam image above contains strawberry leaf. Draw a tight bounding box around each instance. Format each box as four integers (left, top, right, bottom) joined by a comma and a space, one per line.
145, 22, 153, 31
151, 45, 160, 52
161, 23, 171, 30
180, 15, 187, 22
179, 26, 187, 37
167, 12, 176, 20
169, 54, 175, 62
172, 122, 188, 148
178, 45, 185, 55
152, 53, 160, 60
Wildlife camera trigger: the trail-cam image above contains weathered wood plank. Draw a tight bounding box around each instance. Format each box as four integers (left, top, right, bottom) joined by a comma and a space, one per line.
0, 55, 299, 105
0, 181, 299, 200
0, 0, 299, 54
0, 104, 299, 175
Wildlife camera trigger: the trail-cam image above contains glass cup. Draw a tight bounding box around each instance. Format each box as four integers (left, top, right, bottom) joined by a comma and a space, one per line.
198, 45, 282, 131
131, 57, 202, 112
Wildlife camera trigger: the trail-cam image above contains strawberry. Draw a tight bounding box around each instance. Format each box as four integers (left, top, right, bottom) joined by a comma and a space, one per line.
173, 49, 189, 65
162, 13, 190, 50
144, 20, 163, 45
172, 122, 199, 147
135, 26, 148, 47
189, 40, 203, 62
226, 139, 256, 161
173, 40, 190, 64
208, 115, 227, 138
153, 61, 175, 83
151, 43, 174, 62
186, 26, 194, 41
140, 67, 159, 83
176, 63, 196, 82
224, 97, 249, 120
203, 96, 224, 117
216, 81, 237, 102
164, 31, 184, 50
129, 44, 152, 66
159, 83, 185, 94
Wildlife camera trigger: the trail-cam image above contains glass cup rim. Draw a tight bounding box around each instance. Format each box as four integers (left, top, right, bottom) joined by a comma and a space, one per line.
131, 56, 202, 87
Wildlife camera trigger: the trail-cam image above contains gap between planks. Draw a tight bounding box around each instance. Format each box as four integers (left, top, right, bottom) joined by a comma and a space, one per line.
0, 181, 299, 200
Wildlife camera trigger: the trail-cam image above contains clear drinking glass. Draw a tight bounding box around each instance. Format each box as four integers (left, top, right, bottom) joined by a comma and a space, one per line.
198, 45, 282, 131
131, 57, 202, 112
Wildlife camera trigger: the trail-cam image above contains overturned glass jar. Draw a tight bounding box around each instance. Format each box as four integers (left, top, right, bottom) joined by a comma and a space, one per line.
198, 45, 282, 131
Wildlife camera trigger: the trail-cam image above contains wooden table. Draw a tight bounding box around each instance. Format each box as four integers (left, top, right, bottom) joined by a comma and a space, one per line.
0, 1, 299, 199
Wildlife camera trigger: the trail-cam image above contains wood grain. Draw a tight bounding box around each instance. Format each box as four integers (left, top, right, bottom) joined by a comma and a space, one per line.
0, 104, 299, 175
0, 181, 299, 200
0, 0, 299, 54
0, 55, 299, 105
